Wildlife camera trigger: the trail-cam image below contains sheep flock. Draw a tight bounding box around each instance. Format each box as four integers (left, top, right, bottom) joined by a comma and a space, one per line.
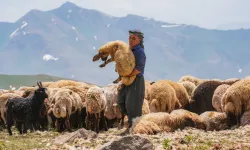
0, 75, 250, 149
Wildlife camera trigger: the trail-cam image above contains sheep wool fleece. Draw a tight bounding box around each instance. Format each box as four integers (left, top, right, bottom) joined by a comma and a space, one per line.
118, 75, 145, 126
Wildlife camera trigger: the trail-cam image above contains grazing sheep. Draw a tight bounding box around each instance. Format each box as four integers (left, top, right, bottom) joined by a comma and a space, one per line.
102, 84, 122, 128
165, 80, 190, 109
179, 81, 196, 97
85, 86, 108, 133
212, 84, 230, 112
240, 110, 250, 126
221, 79, 250, 125
6, 82, 48, 135
0, 93, 22, 123
189, 80, 224, 114
130, 110, 204, 135
52, 89, 83, 131
178, 75, 203, 86
149, 80, 181, 113
199, 111, 230, 131
92, 40, 136, 86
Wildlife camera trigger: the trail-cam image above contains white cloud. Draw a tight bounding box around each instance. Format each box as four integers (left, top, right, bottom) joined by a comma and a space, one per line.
42, 54, 59, 61
0, 0, 250, 29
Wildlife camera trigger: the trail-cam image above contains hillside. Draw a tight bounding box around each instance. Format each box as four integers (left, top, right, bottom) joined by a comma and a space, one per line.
0, 74, 68, 89
0, 2, 250, 86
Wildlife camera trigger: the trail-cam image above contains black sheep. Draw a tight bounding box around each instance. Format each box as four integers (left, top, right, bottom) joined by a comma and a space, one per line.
5, 82, 48, 135
188, 80, 223, 114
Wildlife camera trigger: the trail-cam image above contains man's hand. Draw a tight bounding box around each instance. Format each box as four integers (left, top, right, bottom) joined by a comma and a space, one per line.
128, 68, 140, 77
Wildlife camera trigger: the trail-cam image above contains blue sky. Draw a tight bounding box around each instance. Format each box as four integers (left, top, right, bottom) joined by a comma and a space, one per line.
1, 0, 250, 29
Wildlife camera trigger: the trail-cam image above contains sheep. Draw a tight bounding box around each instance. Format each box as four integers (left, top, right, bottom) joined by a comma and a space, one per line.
179, 81, 196, 97
212, 84, 230, 112
189, 80, 225, 114
144, 80, 152, 101
170, 109, 206, 130
142, 99, 150, 115
92, 40, 136, 86
221, 79, 250, 126
47, 80, 81, 88
52, 88, 83, 131
149, 80, 181, 113
0, 93, 22, 123
130, 110, 205, 135
85, 86, 108, 133
165, 80, 190, 109
240, 110, 250, 126
5, 82, 48, 135
178, 75, 203, 86
101, 84, 122, 128
199, 111, 230, 131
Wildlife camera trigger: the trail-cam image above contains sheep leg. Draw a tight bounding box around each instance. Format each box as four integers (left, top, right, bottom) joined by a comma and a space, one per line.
77, 109, 82, 128
1, 108, 6, 123
99, 58, 113, 68
65, 114, 72, 132
95, 113, 100, 133
23, 122, 28, 134
100, 110, 108, 131
113, 75, 122, 84
16, 121, 22, 134
55, 119, 61, 132
86, 112, 90, 130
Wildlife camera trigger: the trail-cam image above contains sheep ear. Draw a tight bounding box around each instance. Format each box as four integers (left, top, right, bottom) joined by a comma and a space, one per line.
93, 53, 102, 61
150, 81, 155, 85
37, 82, 41, 88
39, 82, 43, 88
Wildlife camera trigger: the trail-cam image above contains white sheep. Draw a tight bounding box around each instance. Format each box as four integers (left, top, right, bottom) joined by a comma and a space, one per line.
85, 86, 108, 133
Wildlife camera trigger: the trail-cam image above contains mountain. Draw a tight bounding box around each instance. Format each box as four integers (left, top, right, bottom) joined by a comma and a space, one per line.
0, 74, 67, 89
0, 2, 250, 86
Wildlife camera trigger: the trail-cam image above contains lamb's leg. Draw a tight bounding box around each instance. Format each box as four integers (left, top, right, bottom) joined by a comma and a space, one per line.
99, 58, 113, 68
55, 119, 61, 132
113, 75, 122, 84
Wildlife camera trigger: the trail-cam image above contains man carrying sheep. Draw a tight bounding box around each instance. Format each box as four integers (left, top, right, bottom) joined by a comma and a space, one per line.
118, 29, 146, 135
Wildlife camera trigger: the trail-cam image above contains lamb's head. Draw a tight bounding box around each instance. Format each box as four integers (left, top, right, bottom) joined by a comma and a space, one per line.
92, 41, 120, 62
34, 81, 48, 102
149, 99, 160, 112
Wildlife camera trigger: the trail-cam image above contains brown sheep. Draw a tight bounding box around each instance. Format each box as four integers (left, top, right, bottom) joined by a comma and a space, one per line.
92, 40, 136, 86
149, 80, 181, 113
212, 84, 230, 112
199, 111, 230, 131
165, 80, 190, 109
221, 79, 250, 126
130, 110, 205, 135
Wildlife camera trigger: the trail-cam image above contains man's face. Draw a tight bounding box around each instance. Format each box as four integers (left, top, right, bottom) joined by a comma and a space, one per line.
129, 34, 141, 48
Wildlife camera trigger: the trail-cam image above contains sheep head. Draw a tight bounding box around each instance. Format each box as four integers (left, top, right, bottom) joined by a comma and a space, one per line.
34, 81, 48, 100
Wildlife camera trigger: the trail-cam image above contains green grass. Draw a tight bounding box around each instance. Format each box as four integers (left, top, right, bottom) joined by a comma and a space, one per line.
0, 74, 69, 89
0, 130, 60, 150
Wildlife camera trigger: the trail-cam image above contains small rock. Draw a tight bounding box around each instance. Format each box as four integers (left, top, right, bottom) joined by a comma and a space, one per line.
53, 128, 97, 145
96, 135, 154, 150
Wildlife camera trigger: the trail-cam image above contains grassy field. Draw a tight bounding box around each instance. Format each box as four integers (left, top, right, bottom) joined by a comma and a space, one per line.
0, 74, 72, 89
